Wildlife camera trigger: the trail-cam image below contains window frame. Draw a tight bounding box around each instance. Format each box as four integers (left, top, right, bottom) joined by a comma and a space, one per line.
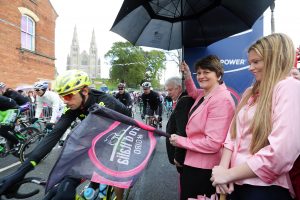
21, 15, 36, 51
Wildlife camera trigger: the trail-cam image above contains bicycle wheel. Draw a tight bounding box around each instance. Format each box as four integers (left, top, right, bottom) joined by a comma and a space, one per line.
0, 136, 9, 158
17, 127, 41, 141
19, 133, 44, 162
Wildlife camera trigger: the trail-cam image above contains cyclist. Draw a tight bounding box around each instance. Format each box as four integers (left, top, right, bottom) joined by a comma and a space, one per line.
0, 95, 20, 151
0, 82, 30, 151
32, 81, 65, 129
164, 94, 173, 112
141, 81, 163, 128
114, 83, 133, 116
0, 70, 130, 200
0, 82, 30, 107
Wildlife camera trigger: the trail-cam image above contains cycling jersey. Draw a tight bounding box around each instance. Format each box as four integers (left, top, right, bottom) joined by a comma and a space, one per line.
114, 92, 132, 107
165, 96, 172, 104
35, 90, 65, 123
0, 95, 20, 146
0, 109, 19, 126
141, 90, 162, 116
28, 89, 131, 163
0, 95, 19, 111
3, 88, 29, 106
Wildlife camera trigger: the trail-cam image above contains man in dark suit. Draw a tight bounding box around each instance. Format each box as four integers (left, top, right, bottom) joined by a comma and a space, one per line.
165, 77, 194, 173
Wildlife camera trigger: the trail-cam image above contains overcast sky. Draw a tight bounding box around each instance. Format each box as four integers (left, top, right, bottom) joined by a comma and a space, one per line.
49, 0, 300, 80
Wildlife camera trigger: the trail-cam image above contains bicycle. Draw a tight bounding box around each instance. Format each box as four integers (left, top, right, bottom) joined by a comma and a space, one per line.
18, 132, 45, 162
0, 126, 42, 160
0, 176, 118, 200
0, 177, 46, 199
145, 114, 159, 128
127, 105, 134, 119
75, 180, 117, 200
143, 101, 163, 128
19, 118, 80, 162
0, 106, 43, 158
19, 117, 72, 162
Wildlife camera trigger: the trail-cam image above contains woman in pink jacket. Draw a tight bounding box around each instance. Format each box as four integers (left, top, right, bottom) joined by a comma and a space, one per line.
211, 33, 300, 200
169, 55, 235, 200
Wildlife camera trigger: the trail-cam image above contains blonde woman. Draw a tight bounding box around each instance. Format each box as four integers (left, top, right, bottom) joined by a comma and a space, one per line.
211, 33, 300, 199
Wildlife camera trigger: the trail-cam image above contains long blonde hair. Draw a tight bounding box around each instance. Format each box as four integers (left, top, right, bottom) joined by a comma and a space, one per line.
230, 33, 296, 154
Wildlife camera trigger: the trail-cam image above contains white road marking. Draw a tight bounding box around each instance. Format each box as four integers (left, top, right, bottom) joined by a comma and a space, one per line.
0, 161, 21, 172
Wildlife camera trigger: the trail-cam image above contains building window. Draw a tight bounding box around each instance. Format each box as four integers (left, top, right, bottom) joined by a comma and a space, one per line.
21, 15, 35, 51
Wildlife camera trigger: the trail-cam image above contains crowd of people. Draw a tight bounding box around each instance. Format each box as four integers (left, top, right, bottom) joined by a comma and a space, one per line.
0, 33, 299, 200
166, 33, 300, 200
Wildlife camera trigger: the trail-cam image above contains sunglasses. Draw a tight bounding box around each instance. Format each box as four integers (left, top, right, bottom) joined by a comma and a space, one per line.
60, 89, 80, 101
35, 89, 40, 92
143, 88, 149, 90
118, 88, 124, 90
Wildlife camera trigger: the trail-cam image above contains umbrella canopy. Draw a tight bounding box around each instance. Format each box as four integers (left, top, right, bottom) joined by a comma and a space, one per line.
15, 84, 33, 91
111, 0, 274, 50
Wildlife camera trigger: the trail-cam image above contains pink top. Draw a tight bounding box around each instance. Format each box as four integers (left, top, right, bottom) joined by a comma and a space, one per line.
224, 77, 300, 196
176, 77, 235, 169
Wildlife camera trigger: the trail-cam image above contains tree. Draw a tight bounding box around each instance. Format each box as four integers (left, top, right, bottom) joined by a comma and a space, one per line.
105, 42, 166, 89
144, 50, 166, 87
164, 49, 182, 67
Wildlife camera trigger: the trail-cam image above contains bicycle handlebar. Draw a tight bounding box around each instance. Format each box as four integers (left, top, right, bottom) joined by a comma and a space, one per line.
1, 177, 46, 199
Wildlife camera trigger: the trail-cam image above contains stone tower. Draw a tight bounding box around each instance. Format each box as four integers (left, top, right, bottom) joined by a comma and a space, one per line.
89, 29, 101, 78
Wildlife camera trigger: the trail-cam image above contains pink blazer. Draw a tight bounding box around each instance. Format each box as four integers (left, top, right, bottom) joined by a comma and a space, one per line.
176, 77, 235, 169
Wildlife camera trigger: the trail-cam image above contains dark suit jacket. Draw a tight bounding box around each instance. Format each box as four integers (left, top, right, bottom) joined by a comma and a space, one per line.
166, 92, 194, 166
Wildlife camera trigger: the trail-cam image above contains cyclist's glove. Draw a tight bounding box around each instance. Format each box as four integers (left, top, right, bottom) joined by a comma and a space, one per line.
46, 122, 55, 130
0, 160, 34, 196
30, 118, 39, 124
158, 116, 162, 122
141, 114, 145, 120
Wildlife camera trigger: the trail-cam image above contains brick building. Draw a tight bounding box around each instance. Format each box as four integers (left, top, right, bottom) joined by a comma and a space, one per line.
0, 0, 57, 88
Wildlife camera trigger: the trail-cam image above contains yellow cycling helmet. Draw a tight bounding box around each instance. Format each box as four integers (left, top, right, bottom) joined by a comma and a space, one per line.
54, 70, 91, 96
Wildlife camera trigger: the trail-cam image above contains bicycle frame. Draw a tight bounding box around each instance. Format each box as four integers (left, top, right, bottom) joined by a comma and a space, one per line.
0, 177, 46, 199
145, 114, 158, 128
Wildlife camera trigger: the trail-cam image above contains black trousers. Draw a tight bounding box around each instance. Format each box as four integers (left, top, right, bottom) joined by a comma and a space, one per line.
229, 184, 293, 200
180, 165, 215, 200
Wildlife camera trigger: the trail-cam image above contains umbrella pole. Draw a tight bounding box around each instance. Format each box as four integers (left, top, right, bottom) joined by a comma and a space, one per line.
181, 47, 185, 91
181, 0, 185, 91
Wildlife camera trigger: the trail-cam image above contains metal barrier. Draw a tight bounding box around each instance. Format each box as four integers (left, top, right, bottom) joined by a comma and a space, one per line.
22, 103, 52, 121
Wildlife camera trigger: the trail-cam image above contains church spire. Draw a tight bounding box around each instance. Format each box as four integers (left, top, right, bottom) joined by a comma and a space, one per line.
90, 29, 97, 50
72, 25, 79, 46
89, 29, 99, 79
69, 25, 80, 67
89, 28, 97, 58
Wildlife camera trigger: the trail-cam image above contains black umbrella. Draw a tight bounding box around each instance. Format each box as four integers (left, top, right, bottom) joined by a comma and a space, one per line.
111, 0, 274, 51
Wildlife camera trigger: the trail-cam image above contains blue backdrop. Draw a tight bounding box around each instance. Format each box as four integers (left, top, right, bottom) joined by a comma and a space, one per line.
184, 16, 264, 102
